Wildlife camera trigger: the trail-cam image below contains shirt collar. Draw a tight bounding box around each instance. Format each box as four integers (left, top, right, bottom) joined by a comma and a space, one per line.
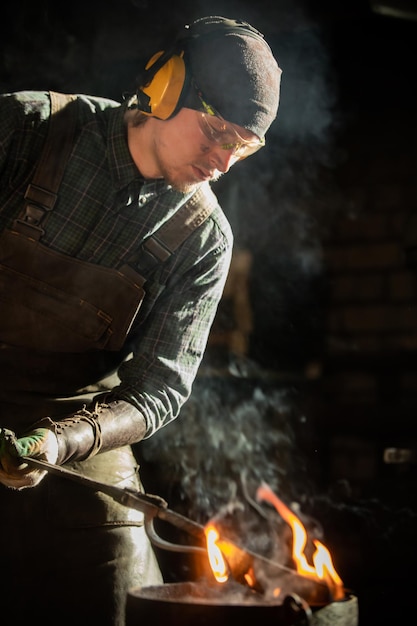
106, 104, 171, 197
106, 104, 141, 190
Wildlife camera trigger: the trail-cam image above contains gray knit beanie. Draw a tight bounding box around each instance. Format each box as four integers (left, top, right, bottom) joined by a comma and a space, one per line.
183, 16, 282, 139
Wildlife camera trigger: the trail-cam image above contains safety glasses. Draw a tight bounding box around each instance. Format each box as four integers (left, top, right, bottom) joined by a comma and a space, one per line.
193, 80, 265, 159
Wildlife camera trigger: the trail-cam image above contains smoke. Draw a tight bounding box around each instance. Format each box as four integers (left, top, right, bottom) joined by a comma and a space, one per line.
139, 374, 317, 524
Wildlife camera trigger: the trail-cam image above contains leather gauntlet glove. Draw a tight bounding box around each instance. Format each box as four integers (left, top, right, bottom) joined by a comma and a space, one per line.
0, 427, 58, 490
52, 399, 147, 465
0, 400, 146, 488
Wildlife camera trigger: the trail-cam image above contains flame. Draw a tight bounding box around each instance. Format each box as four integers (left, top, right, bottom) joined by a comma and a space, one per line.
243, 567, 256, 588
204, 484, 345, 603
257, 483, 344, 600
205, 525, 229, 583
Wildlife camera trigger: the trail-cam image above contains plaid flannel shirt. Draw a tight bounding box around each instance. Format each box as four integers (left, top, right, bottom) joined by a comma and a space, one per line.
0, 91, 233, 436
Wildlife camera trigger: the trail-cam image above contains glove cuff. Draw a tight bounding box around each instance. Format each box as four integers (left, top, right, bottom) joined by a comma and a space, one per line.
35, 401, 147, 465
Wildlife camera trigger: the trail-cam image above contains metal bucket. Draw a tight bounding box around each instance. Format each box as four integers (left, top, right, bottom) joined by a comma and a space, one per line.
126, 582, 358, 626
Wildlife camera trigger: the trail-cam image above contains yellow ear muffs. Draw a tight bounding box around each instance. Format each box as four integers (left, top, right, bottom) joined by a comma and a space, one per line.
138, 51, 186, 120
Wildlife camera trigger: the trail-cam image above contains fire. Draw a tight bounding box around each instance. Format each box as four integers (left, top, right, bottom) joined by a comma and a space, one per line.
204, 483, 345, 602
256, 483, 344, 600
205, 525, 229, 583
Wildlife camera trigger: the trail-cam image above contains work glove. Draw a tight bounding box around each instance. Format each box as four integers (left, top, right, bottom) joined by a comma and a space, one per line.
0, 427, 58, 490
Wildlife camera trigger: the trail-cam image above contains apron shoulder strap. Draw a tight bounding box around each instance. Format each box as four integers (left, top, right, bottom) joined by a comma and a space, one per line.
13, 91, 78, 240
142, 183, 217, 263
122, 183, 218, 280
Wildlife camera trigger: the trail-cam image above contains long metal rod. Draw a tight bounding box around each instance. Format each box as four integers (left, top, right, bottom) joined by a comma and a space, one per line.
23, 456, 205, 538
23, 456, 333, 591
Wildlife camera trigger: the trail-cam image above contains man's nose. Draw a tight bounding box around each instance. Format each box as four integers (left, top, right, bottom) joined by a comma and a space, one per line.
209, 147, 238, 173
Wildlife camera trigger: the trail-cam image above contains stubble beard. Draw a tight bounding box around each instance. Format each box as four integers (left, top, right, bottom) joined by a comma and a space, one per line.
158, 164, 201, 194
157, 156, 224, 192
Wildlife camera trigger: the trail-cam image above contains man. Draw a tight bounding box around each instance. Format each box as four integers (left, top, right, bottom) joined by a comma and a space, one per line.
0, 15, 281, 625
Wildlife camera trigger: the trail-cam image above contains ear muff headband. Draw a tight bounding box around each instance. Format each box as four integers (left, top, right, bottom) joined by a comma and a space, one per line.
135, 18, 267, 120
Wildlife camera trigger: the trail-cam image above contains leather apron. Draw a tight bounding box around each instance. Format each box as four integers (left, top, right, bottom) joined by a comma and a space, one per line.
0, 225, 164, 625
0, 92, 165, 620
0, 225, 146, 427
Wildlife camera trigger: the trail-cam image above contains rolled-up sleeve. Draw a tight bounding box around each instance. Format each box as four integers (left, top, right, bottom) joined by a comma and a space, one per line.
112, 213, 233, 437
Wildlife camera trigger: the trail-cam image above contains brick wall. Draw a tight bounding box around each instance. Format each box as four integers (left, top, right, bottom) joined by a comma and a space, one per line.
309, 94, 417, 493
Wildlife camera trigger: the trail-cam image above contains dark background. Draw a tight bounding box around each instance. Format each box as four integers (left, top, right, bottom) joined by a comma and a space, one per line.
2, 1, 417, 624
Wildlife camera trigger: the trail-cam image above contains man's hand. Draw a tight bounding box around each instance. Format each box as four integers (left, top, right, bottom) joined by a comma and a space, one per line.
0, 427, 58, 490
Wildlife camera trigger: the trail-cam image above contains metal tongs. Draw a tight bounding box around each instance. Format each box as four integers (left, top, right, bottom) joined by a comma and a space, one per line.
22, 456, 327, 618
22, 456, 207, 555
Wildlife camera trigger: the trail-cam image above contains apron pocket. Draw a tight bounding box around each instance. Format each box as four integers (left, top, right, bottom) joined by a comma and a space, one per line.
0, 263, 113, 351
